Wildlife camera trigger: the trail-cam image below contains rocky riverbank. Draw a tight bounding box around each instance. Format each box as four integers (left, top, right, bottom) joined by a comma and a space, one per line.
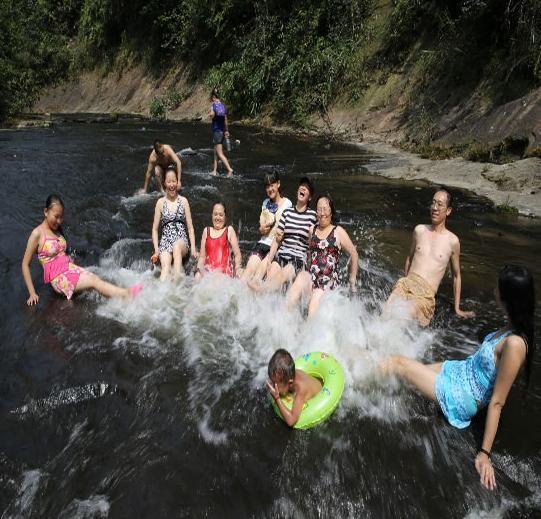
28, 64, 541, 217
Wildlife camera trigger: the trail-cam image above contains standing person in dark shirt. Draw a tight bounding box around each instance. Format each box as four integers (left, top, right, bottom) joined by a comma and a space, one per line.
209, 89, 234, 177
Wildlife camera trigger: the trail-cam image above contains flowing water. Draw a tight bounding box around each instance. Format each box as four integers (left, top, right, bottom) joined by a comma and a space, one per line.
0, 117, 540, 518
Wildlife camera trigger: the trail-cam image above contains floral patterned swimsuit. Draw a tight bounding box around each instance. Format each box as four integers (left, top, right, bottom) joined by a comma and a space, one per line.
38, 225, 85, 299
309, 226, 340, 290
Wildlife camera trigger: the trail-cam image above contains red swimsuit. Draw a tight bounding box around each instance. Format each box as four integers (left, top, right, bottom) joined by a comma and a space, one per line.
204, 227, 233, 276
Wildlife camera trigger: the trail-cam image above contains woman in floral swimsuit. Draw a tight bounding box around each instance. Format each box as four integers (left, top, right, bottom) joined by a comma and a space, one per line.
286, 193, 359, 317
22, 194, 142, 305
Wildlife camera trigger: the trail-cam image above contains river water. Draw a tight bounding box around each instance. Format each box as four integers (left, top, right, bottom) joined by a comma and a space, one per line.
0, 117, 540, 518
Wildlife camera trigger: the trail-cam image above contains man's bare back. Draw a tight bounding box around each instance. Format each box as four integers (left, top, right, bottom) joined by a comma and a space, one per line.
149, 144, 177, 169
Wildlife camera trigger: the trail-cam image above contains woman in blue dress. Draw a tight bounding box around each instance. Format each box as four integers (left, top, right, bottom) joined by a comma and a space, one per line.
209, 88, 234, 177
382, 264, 535, 490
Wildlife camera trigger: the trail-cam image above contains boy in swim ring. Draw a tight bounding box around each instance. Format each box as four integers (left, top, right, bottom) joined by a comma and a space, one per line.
267, 349, 322, 427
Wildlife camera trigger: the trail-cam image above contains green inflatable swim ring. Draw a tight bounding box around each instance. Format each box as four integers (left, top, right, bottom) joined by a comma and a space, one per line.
271, 351, 345, 429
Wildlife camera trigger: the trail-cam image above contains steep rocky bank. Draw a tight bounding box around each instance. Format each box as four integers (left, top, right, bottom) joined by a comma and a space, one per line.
33, 64, 541, 216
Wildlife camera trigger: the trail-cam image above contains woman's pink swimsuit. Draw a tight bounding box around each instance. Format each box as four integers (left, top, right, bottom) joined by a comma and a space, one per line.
38, 226, 85, 299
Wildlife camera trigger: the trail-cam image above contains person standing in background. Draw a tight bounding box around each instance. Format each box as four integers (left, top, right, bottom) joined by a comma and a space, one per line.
209, 89, 234, 177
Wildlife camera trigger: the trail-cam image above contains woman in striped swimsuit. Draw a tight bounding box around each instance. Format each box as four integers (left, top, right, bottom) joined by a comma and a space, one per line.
259, 177, 317, 292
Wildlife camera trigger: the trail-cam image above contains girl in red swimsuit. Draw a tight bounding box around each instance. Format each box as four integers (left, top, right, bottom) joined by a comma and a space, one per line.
195, 202, 242, 278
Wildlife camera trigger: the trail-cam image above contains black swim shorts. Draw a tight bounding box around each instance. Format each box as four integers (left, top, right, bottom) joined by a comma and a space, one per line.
250, 242, 271, 260
213, 130, 224, 145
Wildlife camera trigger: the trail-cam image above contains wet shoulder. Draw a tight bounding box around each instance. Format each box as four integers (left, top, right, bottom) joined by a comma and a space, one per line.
504, 334, 528, 355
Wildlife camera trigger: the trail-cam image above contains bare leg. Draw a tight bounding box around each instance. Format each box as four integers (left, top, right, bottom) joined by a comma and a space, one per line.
172, 241, 188, 280
380, 355, 441, 401
74, 271, 130, 299
211, 147, 218, 175
159, 251, 173, 281
384, 288, 417, 321
242, 254, 262, 281
307, 288, 325, 318
286, 271, 312, 310
254, 256, 270, 282
215, 144, 233, 175
254, 261, 282, 292
280, 264, 296, 286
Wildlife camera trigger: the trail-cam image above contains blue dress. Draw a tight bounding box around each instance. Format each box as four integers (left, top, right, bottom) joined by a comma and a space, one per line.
435, 330, 512, 428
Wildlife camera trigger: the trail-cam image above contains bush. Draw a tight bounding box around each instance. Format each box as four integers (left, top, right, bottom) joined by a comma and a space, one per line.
149, 97, 166, 119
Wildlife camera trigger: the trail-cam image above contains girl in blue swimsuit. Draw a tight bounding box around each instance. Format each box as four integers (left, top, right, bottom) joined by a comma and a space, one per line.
382, 264, 535, 491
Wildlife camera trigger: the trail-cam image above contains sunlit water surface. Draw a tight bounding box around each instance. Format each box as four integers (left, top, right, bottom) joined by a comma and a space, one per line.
0, 118, 540, 518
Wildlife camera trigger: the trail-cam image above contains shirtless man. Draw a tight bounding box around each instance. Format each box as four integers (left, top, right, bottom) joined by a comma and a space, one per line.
385, 189, 475, 326
138, 139, 182, 194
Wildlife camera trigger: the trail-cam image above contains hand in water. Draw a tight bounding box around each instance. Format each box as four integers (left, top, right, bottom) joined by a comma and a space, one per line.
26, 293, 39, 306
191, 249, 199, 260
475, 452, 496, 490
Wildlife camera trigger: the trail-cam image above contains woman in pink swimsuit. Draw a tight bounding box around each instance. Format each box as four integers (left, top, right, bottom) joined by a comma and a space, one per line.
22, 194, 142, 305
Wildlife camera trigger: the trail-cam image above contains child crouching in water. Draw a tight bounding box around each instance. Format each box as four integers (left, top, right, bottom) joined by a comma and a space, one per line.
267, 348, 322, 427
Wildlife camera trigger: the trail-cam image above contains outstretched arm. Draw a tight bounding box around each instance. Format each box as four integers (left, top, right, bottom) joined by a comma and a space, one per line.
450, 239, 475, 318
21, 228, 40, 305
228, 227, 243, 276
183, 198, 197, 258
151, 199, 162, 262
173, 152, 182, 180
337, 226, 359, 289
404, 228, 417, 275
195, 228, 207, 277
140, 157, 155, 193
475, 336, 526, 490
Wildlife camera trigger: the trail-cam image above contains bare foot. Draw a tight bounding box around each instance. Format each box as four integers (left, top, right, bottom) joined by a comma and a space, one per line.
227, 170, 234, 177
247, 279, 265, 293
210, 171, 217, 176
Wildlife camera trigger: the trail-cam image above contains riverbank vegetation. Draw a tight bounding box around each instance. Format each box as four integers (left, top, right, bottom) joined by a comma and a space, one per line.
2, 0, 540, 147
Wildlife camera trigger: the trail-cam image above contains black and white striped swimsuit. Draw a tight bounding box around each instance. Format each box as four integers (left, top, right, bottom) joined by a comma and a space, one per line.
275, 206, 317, 269
159, 197, 189, 254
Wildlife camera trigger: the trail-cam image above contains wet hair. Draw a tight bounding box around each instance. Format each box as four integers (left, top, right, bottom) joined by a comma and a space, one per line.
315, 193, 337, 224
298, 176, 314, 197
45, 194, 64, 211
434, 188, 452, 208
153, 139, 163, 153
268, 349, 295, 384
162, 166, 178, 189
212, 200, 227, 215
263, 171, 280, 186
44, 194, 66, 238
498, 264, 536, 386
